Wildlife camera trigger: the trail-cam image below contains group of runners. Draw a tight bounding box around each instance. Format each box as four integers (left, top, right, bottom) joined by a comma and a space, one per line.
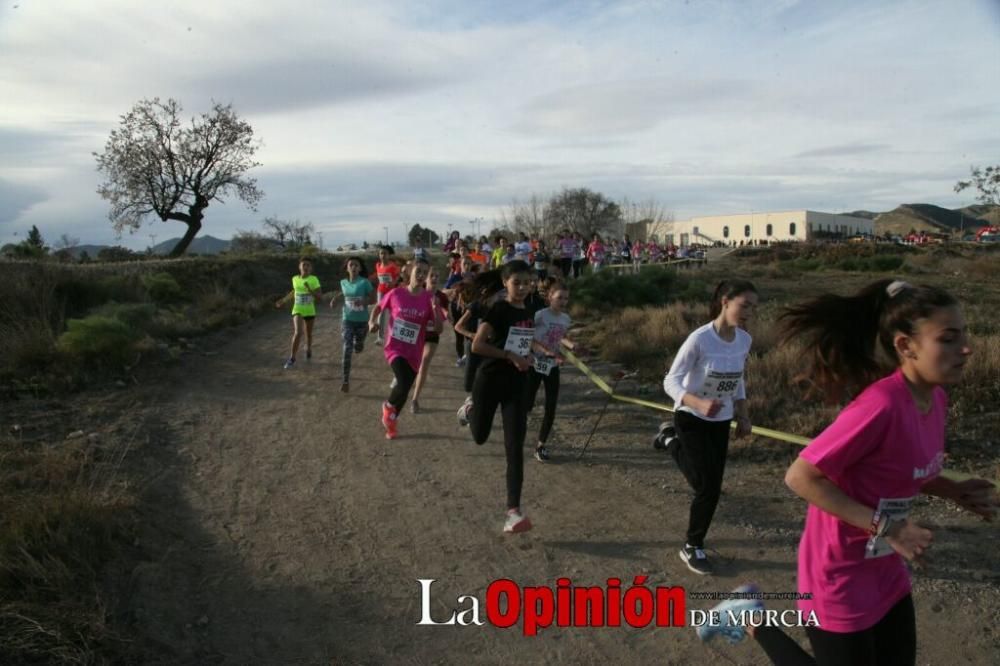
277, 247, 998, 665
441, 229, 703, 275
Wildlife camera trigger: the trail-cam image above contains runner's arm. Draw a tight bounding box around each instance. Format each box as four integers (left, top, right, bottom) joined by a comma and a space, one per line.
275, 290, 294, 308
368, 303, 383, 332
454, 310, 476, 340
920, 476, 998, 520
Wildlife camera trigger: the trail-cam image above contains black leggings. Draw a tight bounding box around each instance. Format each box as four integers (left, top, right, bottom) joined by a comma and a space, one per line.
755, 594, 916, 666
672, 410, 731, 548
556, 258, 573, 279
454, 328, 466, 359
388, 357, 417, 411
469, 366, 529, 509
463, 341, 484, 394
526, 366, 560, 443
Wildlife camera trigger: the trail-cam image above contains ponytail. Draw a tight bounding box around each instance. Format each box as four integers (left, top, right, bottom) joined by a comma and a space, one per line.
471, 260, 532, 304
779, 278, 957, 401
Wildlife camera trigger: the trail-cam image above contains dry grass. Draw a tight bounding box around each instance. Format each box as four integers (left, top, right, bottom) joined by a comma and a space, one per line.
580, 246, 1000, 462
0, 411, 138, 664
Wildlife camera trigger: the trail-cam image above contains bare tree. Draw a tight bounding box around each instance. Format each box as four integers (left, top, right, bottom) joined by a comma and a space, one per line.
54, 233, 80, 251
499, 194, 549, 238
94, 98, 263, 257
619, 196, 675, 242
262, 217, 315, 250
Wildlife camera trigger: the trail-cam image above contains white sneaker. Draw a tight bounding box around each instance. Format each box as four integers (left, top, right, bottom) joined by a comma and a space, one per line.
456, 397, 472, 426
503, 508, 532, 534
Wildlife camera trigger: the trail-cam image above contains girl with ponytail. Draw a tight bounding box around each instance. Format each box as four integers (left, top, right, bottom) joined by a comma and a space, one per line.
697, 279, 998, 665
659, 279, 759, 575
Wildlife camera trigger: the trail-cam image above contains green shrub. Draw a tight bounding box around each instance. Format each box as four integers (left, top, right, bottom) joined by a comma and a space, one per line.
572, 268, 680, 310
141, 272, 183, 303
89, 302, 156, 328
56, 316, 141, 368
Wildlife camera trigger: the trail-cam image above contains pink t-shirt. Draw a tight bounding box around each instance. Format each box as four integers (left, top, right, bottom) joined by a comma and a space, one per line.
382, 288, 435, 372
796, 369, 947, 632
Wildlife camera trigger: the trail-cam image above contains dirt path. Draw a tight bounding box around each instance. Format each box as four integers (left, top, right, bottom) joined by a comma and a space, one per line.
119, 308, 1000, 665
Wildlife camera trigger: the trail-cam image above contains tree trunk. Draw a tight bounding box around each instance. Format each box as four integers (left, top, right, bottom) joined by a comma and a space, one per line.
169, 199, 207, 257
169, 217, 202, 257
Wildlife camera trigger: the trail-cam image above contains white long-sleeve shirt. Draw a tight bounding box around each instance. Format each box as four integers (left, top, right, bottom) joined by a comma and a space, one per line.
663, 322, 751, 422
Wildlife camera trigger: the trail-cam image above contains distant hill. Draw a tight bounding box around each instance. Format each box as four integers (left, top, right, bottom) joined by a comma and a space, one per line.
842, 210, 878, 220
68, 244, 111, 258
870, 203, 999, 237
151, 235, 231, 255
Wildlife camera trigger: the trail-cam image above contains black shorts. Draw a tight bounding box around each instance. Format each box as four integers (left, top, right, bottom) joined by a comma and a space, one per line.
293, 314, 316, 321
425, 332, 440, 344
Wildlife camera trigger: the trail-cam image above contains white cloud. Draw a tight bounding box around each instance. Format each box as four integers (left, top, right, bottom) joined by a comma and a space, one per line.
0, 0, 997, 248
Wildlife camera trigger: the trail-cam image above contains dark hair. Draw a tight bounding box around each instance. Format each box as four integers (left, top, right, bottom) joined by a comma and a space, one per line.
298, 256, 313, 264
343, 256, 368, 278
378, 245, 394, 255
539, 276, 566, 296
470, 260, 532, 304
401, 257, 430, 284
778, 279, 958, 401
709, 280, 758, 319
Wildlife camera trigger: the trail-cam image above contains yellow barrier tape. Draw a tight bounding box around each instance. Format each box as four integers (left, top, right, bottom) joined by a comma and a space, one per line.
560, 348, 998, 489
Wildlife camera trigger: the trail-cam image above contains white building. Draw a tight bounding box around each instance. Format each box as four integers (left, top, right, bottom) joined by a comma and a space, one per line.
661, 210, 874, 247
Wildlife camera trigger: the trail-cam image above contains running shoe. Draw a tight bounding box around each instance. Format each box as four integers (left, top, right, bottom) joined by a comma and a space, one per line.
375, 337, 383, 346
680, 544, 712, 575
410, 399, 420, 414
306, 349, 312, 361
696, 583, 764, 644
503, 508, 533, 534
534, 445, 550, 462
341, 382, 349, 393
381, 402, 398, 439
283, 357, 295, 369
455, 355, 467, 367
652, 422, 677, 451
457, 398, 472, 427
354, 342, 364, 354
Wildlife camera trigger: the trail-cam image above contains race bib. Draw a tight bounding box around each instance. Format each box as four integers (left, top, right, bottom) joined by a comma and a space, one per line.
504, 326, 534, 356
865, 497, 915, 559
533, 354, 555, 376
378, 273, 393, 285
294, 293, 314, 306
391, 318, 421, 345
345, 297, 365, 312
699, 370, 742, 399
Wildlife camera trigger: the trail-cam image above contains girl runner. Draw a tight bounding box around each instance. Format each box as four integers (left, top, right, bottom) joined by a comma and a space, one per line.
465, 260, 540, 533
367, 258, 439, 439
662, 279, 757, 575
571, 232, 586, 279
631, 238, 643, 273
697, 279, 998, 664
586, 233, 606, 273
556, 229, 575, 279
275, 256, 323, 369
374, 245, 401, 345
454, 280, 486, 420
533, 239, 550, 281
329, 256, 374, 392
409, 266, 450, 413
526, 279, 576, 462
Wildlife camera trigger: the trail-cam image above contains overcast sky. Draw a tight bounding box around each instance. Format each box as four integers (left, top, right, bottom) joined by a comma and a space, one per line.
2, 0, 998, 249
